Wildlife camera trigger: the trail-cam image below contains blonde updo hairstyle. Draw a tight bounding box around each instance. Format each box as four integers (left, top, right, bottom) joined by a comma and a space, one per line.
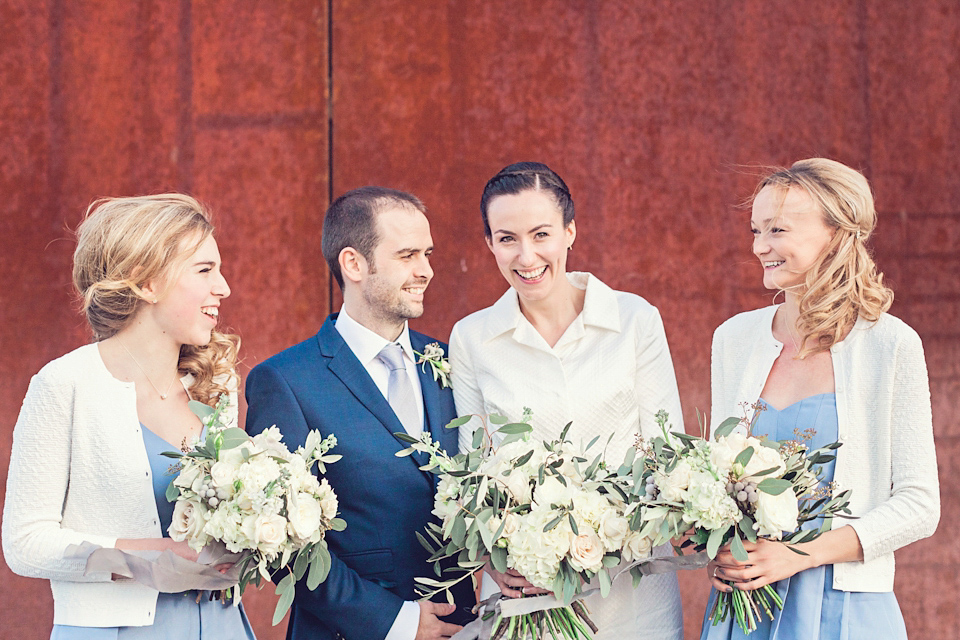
72, 194, 239, 405
757, 158, 894, 358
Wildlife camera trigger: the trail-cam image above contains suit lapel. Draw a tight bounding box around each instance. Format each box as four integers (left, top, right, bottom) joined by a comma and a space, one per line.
320, 317, 432, 476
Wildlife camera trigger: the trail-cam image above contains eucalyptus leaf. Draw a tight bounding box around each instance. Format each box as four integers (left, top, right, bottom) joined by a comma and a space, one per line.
713, 416, 742, 439
445, 415, 474, 429
394, 432, 419, 444
707, 526, 729, 559
598, 567, 611, 598
188, 400, 215, 421
164, 480, 179, 503
497, 423, 533, 436
490, 545, 508, 573
273, 573, 296, 626
218, 428, 251, 451
733, 446, 755, 468
757, 478, 793, 496
488, 414, 509, 424
731, 533, 748, 563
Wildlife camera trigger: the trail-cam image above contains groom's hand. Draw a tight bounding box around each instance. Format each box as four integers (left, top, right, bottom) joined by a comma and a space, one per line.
415, 602, 461, 639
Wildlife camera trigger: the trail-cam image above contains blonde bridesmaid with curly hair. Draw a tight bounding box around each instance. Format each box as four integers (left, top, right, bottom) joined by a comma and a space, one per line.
701, 159, 940, 639
2, 195, 255, 639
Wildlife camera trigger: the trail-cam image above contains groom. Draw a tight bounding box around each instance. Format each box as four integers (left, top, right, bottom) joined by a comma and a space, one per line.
246, 187, 474, 640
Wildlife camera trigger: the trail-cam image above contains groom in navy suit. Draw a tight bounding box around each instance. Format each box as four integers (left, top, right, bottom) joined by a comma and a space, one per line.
246, 187, 474, 640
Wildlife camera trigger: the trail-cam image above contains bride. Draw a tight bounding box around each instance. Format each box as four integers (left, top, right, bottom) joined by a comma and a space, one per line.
449, 162, 684, 639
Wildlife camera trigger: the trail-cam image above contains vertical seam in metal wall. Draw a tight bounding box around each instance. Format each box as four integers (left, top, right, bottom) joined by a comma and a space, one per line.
177, 0, 194, 194
857, 0, 872, 177
48, 0, 65, 225
327, 0, 335, 313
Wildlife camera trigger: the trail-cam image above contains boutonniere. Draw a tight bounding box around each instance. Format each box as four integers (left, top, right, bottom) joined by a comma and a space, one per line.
414, 342, 452, 389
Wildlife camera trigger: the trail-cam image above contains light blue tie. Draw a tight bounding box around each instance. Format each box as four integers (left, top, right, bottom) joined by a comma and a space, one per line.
377, 343, 422, 437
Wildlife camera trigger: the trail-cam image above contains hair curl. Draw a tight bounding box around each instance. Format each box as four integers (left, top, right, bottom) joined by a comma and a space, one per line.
72, 194, 239, 405
756, 158, 894, 358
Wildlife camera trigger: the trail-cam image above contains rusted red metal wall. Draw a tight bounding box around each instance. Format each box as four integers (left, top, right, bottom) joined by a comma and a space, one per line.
1, 1, 957, 638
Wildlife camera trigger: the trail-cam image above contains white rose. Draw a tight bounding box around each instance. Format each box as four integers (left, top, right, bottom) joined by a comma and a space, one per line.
503, 471, 532, 504
209, 460, 238, 496
753, 490, 799, 539
169, 498, 210, 550
568, 532, 605, 573
254, 514, 288, 556
621, 530, 653, 562
173, 463, 202, 490
534, 476, 572, 508
598, 511, 629, 552
655, 459, 693, 502
288, 492, 324, 540
742, 445, 786, 482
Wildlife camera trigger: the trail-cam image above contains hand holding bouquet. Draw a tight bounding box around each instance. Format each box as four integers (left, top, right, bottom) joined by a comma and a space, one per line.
398, 410, 650, 640
164, 397, 346, 624
624, 408, 853, 634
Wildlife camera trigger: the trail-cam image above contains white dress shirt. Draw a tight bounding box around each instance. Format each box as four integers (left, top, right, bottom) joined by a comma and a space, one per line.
334, 306, 423, 640
449, 272, 684, 640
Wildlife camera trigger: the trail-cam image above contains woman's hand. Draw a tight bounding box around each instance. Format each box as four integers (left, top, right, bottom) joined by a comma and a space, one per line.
710, 538, 814, 592
484, 562, 550, 598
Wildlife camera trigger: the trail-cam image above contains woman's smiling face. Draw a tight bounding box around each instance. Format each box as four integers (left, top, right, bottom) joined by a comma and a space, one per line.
485, 189, 576, 304
751, 185, 835, 292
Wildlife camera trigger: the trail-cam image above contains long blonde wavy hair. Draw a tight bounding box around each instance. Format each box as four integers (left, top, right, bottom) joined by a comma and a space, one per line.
72, 194, 239, 406
757, 158, 894, 358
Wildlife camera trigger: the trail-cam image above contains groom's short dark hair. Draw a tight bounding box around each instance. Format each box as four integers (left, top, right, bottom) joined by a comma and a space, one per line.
322, 186, 426, 289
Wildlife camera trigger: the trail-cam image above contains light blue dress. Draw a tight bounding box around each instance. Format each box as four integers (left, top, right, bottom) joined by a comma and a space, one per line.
51, 426, 256, 640
700, 393, 907, 640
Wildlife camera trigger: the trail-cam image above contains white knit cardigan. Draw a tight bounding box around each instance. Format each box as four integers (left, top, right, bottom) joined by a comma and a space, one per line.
710, 306, 940, 592
2, 343, 237, 627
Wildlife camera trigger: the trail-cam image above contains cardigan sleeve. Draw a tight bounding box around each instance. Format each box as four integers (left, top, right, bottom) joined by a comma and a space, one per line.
2, 367, 117, 581
633, 308, 684, 441
848, 328, 940, 562
449, 321, 486, 454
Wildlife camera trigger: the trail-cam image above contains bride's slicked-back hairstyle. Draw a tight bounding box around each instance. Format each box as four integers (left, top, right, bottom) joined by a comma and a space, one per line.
480, 162, 574, 238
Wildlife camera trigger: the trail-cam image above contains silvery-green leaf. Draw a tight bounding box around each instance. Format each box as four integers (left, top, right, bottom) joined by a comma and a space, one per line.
188, 400, 215, 422
731, 533, 748, 563
273, 573, 296, 626
218, 428, 251, 451
734, 447, 755, 468
757, 478, 793, 495
713, 417, 742, 439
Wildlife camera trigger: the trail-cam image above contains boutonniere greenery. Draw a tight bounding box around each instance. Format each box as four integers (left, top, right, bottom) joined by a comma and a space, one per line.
414, 342, 452, 389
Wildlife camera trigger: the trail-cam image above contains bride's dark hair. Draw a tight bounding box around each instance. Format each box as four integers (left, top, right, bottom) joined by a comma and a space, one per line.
480, 162, 574, 237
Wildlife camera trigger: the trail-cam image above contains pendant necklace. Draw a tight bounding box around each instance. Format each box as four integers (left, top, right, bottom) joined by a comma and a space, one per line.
117, 338, 177, 400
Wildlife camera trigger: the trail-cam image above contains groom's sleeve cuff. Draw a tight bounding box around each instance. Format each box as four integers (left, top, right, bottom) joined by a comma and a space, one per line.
384, 600, 419, 640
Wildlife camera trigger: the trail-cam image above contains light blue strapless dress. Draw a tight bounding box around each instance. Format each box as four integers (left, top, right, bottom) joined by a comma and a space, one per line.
51, 426, 256, 640
700, 393, 907, 640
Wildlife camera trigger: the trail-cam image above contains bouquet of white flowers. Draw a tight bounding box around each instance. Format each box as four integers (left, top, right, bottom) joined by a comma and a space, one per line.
164, 397, 346, 625
624, 408, 853, 634
399, 410, 652, 640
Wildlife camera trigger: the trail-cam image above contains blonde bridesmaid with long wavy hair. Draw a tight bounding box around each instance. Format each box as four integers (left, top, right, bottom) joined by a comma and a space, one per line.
2, 195, 255, 639
701, 159, 939, 639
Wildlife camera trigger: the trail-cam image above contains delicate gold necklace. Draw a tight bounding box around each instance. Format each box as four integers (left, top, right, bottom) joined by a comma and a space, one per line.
117, 338, 178, 400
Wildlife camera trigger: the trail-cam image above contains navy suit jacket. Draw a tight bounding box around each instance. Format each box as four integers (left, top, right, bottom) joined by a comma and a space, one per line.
245, 315, 475, 640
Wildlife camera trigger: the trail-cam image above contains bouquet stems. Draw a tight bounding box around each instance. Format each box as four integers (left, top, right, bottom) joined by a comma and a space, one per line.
708, 582, 784, 635
491, 602, 596, 640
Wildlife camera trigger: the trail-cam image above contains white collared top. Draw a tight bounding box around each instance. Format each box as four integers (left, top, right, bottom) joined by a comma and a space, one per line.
450, 271, 684, 464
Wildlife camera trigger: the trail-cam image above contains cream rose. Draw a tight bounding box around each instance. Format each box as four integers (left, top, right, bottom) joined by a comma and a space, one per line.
169, 498, 210, 550
598, 512, 629, 552
621, 530, 653, 562
655, 459, 693, 502
254, 514, 288, 556
568, 532, 605, 572
503, 471, 532, 504
753, 490, 799, 538
288, 492, 324, 540
209, 460, 238, 496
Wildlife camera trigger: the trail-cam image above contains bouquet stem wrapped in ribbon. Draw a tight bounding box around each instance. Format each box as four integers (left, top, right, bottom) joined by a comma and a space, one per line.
163, 397, 346, 625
